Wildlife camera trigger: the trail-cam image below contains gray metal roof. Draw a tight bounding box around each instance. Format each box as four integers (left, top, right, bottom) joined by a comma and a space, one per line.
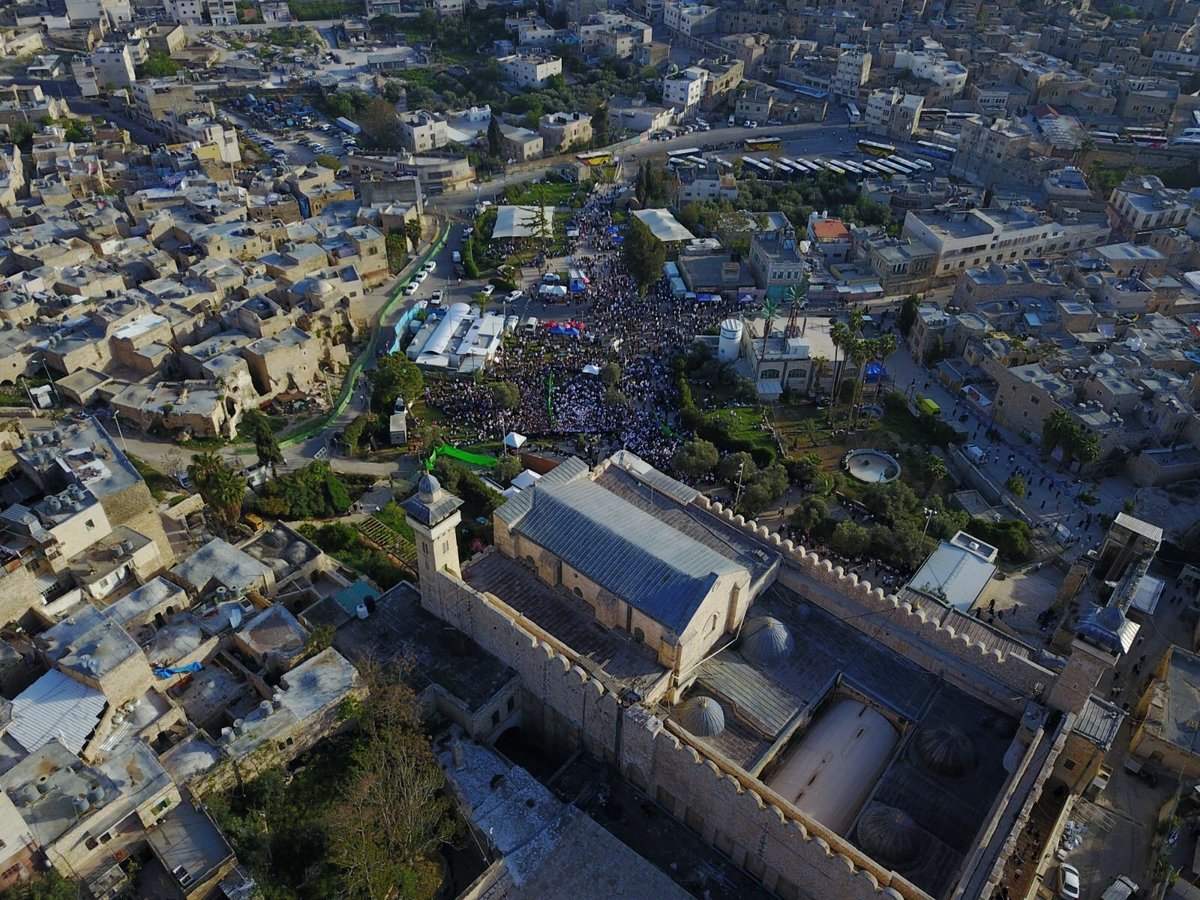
8, 669, 106, 755
508, 476, 743, 633
908, 541, 996, 612
400, 473, 464, 527
1113, 512, 1164, 544
609, 450, 698, 506
1073, 695, 1125, 750
495, 456, 589, 527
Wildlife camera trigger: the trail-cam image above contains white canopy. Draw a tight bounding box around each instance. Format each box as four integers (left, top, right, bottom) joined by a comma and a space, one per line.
503, 431, 527, 449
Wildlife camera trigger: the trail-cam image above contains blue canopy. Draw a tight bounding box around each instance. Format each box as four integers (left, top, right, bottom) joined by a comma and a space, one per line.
696, 293, 721, 303
154, 661, 203, 679
865, 362, 887, 383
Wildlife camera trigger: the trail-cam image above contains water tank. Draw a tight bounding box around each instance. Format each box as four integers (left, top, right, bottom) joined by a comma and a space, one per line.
718, 318, 743, 362
355, 602, 369, 620
271, 695, 283, 711
233, 718, 246, 735
259, 700, 273, 716
72, 796, 90, 815
86, 785, 104, 805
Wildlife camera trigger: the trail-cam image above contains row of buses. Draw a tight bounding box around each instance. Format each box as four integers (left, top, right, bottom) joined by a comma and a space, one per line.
666, 136, 948, 181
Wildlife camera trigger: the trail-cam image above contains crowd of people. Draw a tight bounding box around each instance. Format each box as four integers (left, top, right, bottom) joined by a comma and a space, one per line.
423, 186, 744, 469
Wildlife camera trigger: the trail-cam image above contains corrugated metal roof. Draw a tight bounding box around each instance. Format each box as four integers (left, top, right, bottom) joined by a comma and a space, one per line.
8, 669, 106, 755
510, 477, 743, 633
495, 456, 589, 527
609, 450, 698, 506
1113, 512, 1164, 544
909, 542, 996, 612
697, 654, 799, 738
1073, 695, 1124, 750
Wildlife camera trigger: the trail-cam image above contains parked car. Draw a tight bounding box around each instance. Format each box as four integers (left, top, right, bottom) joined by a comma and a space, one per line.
1055, 864, 1081, 900
429, 290, 443, 305
481, 284, 495, 297
424, 260, 436, 273
505, 290, 523, 302
403, 282, 418, 296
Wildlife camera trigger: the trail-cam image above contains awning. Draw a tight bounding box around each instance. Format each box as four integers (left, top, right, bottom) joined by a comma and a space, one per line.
503, 432, 527, 449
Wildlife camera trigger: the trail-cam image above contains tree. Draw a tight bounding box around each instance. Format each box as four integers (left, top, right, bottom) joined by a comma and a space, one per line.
599, 361, 621, 386
385, 229, 406, 273
790, 496, 828, 536
404, 217, 422, 252
4, 871, 81, 900
491, 381, 520, 410
873, 332, 897, 399
718, 451, 756, 488
1073, 429, 1102, 467
188, 451, 245, 534
830, 520, 871, 557
672, 439, 719, 479
314, 152, 340, 169
242, 409, 284, 474
137, 50, 180, 78
326, 665, 456, 899
305, 623, 336, 655
924, 455, 948, 492
370, 354, 424, 415
622, 216, 665, 294
1005, 473, 1027, 497
898, 294, 920, 336
759, 298, 779, 359
487, 115, 503, 157
343, 414, 369, 455
494, 454, 524, 484
1041, 408, 1072, 458
592, 102, 610, 144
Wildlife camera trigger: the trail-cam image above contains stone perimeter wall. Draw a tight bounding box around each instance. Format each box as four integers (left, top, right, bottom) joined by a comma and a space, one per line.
426, 498, 1067, 900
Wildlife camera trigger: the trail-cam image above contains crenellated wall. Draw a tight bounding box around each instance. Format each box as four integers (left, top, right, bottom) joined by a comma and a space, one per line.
691, 496, 1059, 716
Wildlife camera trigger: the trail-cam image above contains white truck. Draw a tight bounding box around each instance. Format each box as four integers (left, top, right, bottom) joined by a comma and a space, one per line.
335, 116, 362, 136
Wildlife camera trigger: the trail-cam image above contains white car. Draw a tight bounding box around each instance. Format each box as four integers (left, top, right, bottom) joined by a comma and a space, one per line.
424, 260, 436, 273
1055, 864, 1081, 900
403, 282, 418, 296
481, 284, 495, 297
506, 290, 523, 302
429, 289, 443, 305
414, 270, 428, 284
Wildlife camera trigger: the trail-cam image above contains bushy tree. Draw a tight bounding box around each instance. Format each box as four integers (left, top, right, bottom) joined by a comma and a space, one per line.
790, 497, 828, 536
188, 451, 245, 535
370, 354, 423, 415
241, 409, 284, 474
830, 520, 871, 557
491, 381, 520, 410
622, 216, 665, 295
672, 439, 719, 479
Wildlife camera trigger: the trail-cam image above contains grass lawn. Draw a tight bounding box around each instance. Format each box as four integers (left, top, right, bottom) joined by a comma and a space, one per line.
504, 180, 581, 207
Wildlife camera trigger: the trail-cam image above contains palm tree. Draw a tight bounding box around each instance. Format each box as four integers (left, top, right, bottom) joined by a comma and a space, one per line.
847, 338, 874, 428
760, 298, 779, 360
811, 355, 829, 396
924, 455, 948, 492
1073, 428, 1102, 469
829, 322, 849, 424
873, 332, 898, 399
1042, 408, 1072, 458
801, 418, 820, 447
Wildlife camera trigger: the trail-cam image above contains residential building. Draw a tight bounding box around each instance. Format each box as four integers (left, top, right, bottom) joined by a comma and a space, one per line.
538, 111, 592, 152
498, 53, 562, 88
399, 110, 448, 153
663, 66, 708, 115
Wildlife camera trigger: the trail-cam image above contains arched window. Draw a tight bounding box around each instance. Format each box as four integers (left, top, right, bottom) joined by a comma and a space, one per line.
633, 627, 645, 644
573, 586, 582, 597
761, 368, 782, 380
707, 613, 718, 634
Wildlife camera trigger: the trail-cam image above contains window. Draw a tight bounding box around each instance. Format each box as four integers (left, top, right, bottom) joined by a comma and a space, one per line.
491, 710, 500, 727
573, 586, 582, 597
633, 627, 645, 643
1063, 758, 1076, 770
85, 519, 95, 531
507, 696, 515, 713
707, 613, 718, 633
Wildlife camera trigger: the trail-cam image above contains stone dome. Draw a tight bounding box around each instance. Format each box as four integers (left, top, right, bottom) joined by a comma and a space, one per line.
284, 542, 309, 565
740, 617, 794, 665
676, 695, 726, 737
417, 472, 441, 502
312, 278, 335, 296
856, 804, 927, 867
915, 724, 976, 777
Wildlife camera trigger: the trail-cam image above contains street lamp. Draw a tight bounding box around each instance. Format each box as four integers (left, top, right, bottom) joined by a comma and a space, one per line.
922, 506, 937, 537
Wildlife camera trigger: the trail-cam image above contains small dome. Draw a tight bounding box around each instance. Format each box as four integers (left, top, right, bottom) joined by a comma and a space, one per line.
856, 804, 927, 867
284, 542, 309, 565
740, 617, 794, 665
676, 695, 726, 737
915, 724, 976, 777
417, 473, 441, 502
312, 279, 335, 295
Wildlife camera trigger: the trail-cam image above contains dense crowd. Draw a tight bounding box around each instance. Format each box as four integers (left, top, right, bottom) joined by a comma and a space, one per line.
424, 187, 742, 467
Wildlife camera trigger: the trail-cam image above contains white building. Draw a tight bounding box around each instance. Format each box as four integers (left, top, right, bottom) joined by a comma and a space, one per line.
662, 0, 718, 36
831, 50, 871, 102
498, 53, 563, 88
663, 66, 708, 115
90, 45, 136, 90
399, 110, 449, 153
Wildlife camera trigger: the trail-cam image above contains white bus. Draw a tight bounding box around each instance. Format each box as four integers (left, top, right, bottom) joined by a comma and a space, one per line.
845, 102, 861, 123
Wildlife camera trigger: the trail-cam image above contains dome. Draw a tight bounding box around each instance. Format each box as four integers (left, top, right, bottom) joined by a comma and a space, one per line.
676, 695, 726, 737
915, 724, 976, 776
856, 804, 927, 867
312, 279, 335, 295
417, 473, 441, 502
740, 617, 794, 665
284, 542, 309, 565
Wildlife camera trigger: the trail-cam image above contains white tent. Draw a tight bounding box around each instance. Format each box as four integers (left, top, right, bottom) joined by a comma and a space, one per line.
582, 364, 601, 375
503, 431, 527, 449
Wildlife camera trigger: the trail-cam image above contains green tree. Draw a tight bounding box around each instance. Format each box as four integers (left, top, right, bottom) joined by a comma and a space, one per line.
3, 871, 82, 900
386, 229, 406, 273
491, 381, 520, 410
343, 414, 369, 454
188, 451, 245, 535
487, 115, 503, 157
1073, 429, 1102, 467
924, 455, 948, 492
315, 152, 340, 169
404, 217, 422, 253
830, 520, 871, 557
1005, 473, 1027, 497
326, 665, 455, 898
622, 216, 665, 295
305, 623, 336, 655
494, 454, 524, 484
370, 354, 424, 415
1041, 408, 1072, 458
137, 50, 180, 78
599, 361, 621, 386
790, 496, 828, 536
898, 294, 920, 336
718, 451, 757, 488
672, 439, 719, 479
241, 409, 284, 474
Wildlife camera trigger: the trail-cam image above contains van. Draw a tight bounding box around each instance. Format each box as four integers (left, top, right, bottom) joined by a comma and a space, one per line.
522, 316, 539, 335
452, 250, 462, 264
1099, 876, 1138, 900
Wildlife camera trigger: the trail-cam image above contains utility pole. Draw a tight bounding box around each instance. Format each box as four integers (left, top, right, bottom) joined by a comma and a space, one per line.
111, 411, 129, 454
732, 461, 746, 512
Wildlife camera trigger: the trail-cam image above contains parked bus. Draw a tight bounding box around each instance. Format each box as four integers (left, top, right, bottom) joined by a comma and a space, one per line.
715, 157, 734, 170
745, 135, 783, 151
686, 155, 707, 166
860, 159, 894, 177
845, 102, 861, 123
575, 150, 612, 166
741, 156, 772, 175
888, 156, 921, 174
838, 159, 866, 175
914, 139, 956, 160
823, 160, 848, 176
667, 147, 703, 159
856, 139, 897, 157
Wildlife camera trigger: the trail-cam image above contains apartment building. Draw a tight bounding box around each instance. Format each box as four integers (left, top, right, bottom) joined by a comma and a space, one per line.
830, 49, 871, 102
498, 53, 563, 88
1108, 175, 1192, 241
538, 111, 592, 151
950, 117, 1033, 186
399, 110, 449, 153
902, 206, 1112, 278
663, 0, 718, 37
864, 88, 923, 138
663, 66, 708, 114
90, 44, 136, 89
